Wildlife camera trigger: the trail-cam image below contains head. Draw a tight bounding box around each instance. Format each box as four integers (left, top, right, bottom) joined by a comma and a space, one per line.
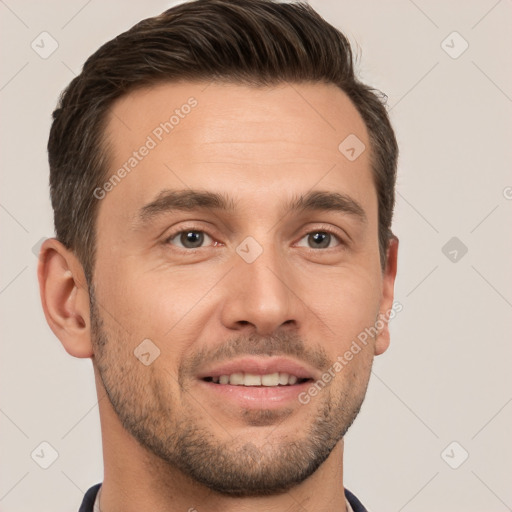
39, 0, 399, 498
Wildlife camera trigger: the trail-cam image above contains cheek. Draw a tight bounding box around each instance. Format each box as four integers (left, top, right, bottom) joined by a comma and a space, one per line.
94, 265, 222, 368
96, 263, 200, 331
302, 266, 381, 343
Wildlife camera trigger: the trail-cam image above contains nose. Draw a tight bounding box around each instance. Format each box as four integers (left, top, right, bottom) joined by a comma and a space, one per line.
220, 239, 302, 336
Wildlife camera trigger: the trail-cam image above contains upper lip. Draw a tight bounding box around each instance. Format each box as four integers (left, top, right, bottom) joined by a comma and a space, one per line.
196, 356, 318, 380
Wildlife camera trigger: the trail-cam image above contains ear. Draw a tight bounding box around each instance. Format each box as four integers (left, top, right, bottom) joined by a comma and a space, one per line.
374, 235, 399, 356
37, 238, 93, 358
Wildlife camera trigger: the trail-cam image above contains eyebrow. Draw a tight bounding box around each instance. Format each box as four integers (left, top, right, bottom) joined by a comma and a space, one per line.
285, 190, 367, 223
137, 189, 237, 224
135, 188, 367, 226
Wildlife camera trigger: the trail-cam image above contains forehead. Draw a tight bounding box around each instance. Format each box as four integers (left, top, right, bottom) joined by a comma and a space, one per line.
99, 80, 374, 228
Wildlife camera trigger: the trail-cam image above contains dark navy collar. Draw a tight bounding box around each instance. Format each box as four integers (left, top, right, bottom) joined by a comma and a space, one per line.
79, 483, 369, 511
78, 483, 101, 512
345, 487, 369, 512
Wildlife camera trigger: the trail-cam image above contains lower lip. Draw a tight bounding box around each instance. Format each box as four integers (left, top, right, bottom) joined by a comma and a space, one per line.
197, 379, 311, 409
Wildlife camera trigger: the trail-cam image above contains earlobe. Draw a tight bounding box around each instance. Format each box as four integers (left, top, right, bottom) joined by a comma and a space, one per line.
37, 238, 93, 358
374, 235, 399, 356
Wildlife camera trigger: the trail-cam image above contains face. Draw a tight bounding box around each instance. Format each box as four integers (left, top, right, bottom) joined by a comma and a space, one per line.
90, 81, 396, 496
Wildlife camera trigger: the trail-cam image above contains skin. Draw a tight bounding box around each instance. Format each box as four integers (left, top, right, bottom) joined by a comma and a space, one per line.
38, 81, 398, 512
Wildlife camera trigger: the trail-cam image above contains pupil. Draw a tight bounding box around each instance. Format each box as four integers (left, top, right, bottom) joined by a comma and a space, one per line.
182, 231, 203, 248
310, 232, 329, 248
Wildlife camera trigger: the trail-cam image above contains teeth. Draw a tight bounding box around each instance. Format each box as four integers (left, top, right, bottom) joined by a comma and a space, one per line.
211, 372, 304, 387
244, 374, 261, 386
261, 373, 279, 386
229, 373, 244, 385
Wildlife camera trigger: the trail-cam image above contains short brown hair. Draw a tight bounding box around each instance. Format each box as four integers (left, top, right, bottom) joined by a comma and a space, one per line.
48, 0, 398, 284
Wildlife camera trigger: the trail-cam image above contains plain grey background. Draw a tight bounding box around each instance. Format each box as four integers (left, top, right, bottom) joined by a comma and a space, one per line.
1, 1, 511, 511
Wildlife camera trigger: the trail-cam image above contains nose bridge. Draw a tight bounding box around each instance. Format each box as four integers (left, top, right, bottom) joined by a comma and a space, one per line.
223, 234, 299, 333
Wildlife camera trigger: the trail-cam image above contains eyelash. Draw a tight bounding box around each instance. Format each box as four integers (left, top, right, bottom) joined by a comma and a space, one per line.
163, 225, 346, 251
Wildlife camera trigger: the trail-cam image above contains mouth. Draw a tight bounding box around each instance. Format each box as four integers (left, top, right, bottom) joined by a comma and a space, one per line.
196, 357, 317, 409
197, 356, 317, 385
202, 372, 312, 387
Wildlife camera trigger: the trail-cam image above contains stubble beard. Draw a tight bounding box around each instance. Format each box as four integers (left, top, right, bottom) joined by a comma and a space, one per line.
89, 292, 371, 497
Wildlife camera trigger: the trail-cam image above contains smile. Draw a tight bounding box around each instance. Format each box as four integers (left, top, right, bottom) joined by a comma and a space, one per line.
196, 357, 318, 408
203, 372, 311, 387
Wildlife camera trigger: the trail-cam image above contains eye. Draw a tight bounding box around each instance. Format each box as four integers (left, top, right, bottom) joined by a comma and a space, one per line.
166, 229, 215, 249
296, 230, 343, 250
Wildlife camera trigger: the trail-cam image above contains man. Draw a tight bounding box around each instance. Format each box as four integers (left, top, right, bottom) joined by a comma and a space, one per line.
38, 0, 399, 510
